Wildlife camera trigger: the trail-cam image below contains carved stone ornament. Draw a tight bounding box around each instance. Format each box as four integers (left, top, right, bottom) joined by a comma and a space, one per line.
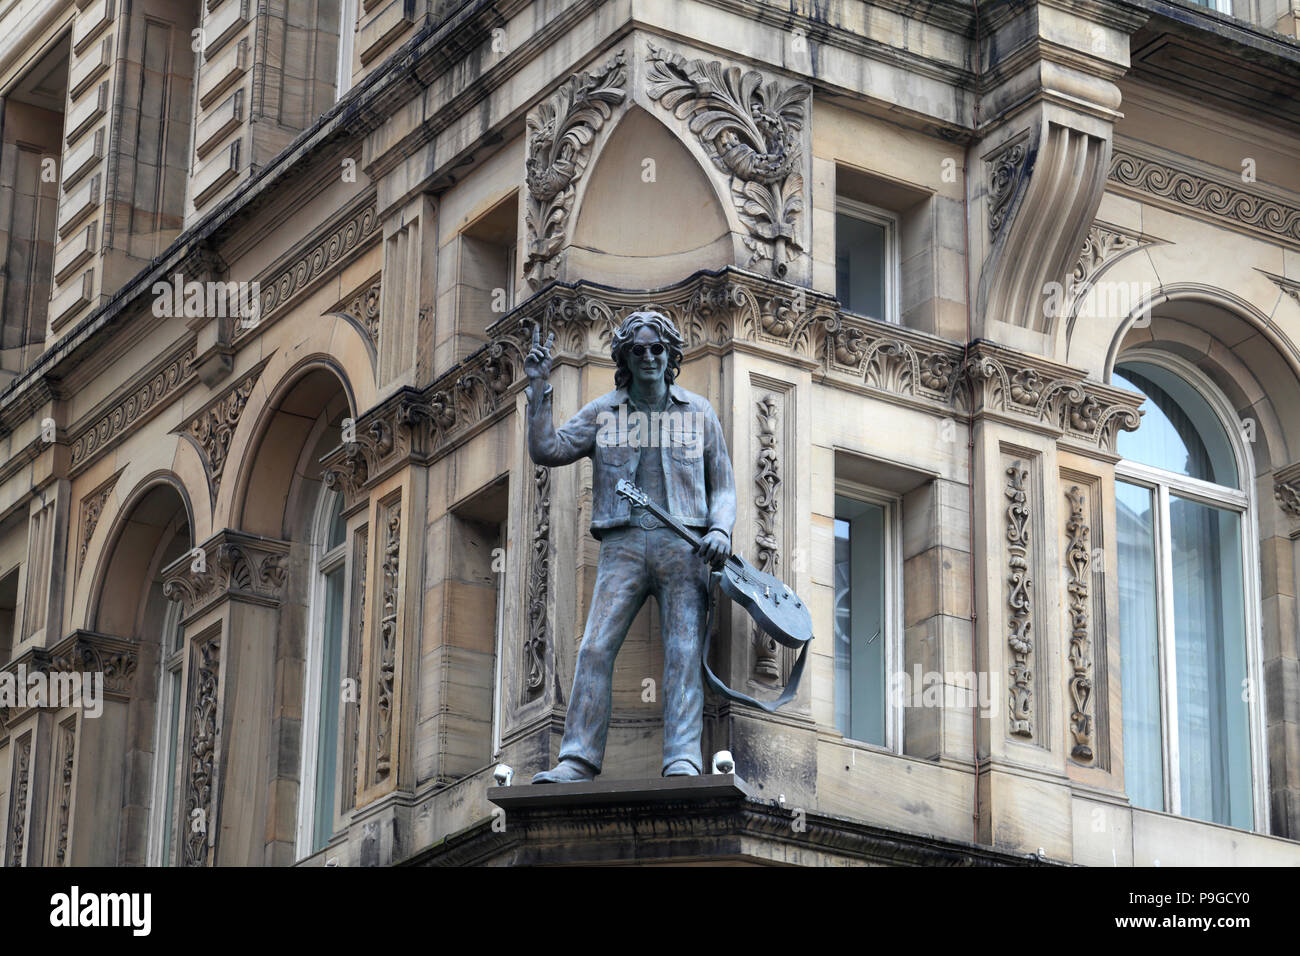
178, 362, 265, 504
325, 270, 1142, 515
1274, 462, 1300, 539
524, 52, 627, 289
524, 466, 550, 697
1110, 147, 1300, 248
0, 631, 140, 727
987, 139, 1029, 238
645, 44, 809, 277
1005, 463, 1033, 738
185, 635, 220, 866
753, 394, 781, 679
162, 530, 290, 620
55, 719, 77, 865
69, 342, 197, 474
962, 341, 1144, 454
373, 500, 401, 780
330, 275, 382, 346
1068, 222, 1151, 305
1065, 486, 1093, 761
245, 195, 380, 338
8, 735, 31, 865
77, 472, 120, 576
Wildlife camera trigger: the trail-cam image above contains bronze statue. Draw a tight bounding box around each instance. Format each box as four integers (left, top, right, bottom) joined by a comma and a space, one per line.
524, 311, 736, 781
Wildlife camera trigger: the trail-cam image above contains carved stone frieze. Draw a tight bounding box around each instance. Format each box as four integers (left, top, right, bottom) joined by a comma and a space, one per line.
524, 52, 626, 289
645, 44, 810, 277
753, 394, 781, 680
0, 631, 140, 727
162, 530, 290, 620
69, 342, 197, 475
1110, 148, 1300, 249
243, 194, 381, 340
77, 472, 120, 576
1005, 463, 1033, 739
185, 634, 220, 866
962, 341, 1144, 454
524, 465, 550, 697
372, 500, 401, 780
7, 735, 31, 865
55, 719, 76, 865
178, 362, 265, 504
1065, 486, 1093, 762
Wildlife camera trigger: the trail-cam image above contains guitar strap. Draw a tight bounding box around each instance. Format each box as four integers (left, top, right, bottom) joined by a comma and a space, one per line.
700, 572, 810, 713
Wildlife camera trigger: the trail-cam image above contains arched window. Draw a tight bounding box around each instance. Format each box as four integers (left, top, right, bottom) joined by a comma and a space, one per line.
1113, 354, 1264, 830
297, 486, 349, 858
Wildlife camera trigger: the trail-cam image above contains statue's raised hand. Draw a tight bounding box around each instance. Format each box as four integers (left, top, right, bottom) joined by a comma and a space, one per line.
524, 327, 554, 401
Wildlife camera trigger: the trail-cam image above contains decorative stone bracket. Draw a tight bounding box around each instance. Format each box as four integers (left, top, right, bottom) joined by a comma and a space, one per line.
161, 529, 290, 622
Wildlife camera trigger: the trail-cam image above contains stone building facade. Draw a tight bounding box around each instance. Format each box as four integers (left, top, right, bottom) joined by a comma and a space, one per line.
1, 0, 1299, 866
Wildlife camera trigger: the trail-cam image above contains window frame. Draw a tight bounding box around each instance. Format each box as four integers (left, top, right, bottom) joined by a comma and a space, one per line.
832, 478, 904, 754
295, 485, 350, 860
336, 0, 358, 100
1113, 349, 1268, 831
834, 197, 901, 325
146, 597, 186, 866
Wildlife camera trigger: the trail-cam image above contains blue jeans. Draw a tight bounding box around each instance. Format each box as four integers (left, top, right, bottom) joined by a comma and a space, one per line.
558, 525, 710, 774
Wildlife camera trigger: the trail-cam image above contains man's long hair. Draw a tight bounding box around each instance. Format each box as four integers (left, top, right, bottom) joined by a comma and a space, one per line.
611, 310, 685, 389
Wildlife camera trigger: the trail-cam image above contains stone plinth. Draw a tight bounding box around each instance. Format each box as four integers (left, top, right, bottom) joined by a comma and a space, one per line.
403, 774, 1060, 867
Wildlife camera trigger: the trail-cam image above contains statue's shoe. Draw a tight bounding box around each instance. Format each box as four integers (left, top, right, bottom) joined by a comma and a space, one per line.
663, 758, 700, 776
531, 758, 596, 784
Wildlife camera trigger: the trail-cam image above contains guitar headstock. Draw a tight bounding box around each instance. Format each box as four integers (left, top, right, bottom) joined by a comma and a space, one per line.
616, 479, 649, 508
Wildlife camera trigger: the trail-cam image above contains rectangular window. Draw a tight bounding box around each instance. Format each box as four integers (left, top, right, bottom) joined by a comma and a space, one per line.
835, 199, 899, 323
336, 0, 357, 99
833, 491, 899, 748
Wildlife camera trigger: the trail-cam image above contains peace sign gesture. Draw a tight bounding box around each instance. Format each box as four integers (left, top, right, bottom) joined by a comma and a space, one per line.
524, 325, 555, 400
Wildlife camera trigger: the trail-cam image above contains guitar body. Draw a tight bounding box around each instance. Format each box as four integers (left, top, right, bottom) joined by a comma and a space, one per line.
717, 554, 813, 649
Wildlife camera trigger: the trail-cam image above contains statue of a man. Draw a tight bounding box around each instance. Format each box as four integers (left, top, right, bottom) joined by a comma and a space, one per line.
524, 310, 736, 782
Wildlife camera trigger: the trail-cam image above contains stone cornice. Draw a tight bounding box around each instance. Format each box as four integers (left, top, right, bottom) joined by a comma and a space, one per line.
0, 630, 140, 728
161, 530, 290, 622
963, 340, 1145, 454
321, 270, 1142, 505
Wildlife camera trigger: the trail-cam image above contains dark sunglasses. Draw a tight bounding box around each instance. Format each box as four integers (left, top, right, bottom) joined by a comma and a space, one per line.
630, 343, 666, 357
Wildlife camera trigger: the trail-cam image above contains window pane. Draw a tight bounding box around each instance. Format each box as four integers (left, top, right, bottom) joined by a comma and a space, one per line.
835, 212, 887, 320
312, 565, 347, 853
1116, 480, 1163, 812
326, 492, 347, 551
1170, 495, 1252, 829
833, 496, 886, 746
1114, 363, 1237, 488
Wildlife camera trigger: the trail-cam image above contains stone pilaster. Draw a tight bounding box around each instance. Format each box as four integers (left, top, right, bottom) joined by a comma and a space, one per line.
161, 529, 290, 865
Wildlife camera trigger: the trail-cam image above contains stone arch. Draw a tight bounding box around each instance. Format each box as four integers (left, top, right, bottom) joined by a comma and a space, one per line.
226, 359, 355, 538
567, 105, 734, 287
212, 306, 374, 533
87, 474, 195, 638
78, 474, 193, 864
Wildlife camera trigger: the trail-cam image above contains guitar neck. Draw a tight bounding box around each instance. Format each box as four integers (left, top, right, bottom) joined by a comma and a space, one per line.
632, 497, 704, 549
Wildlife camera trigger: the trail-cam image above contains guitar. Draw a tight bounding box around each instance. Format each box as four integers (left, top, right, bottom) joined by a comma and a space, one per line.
615, 479, 813, 712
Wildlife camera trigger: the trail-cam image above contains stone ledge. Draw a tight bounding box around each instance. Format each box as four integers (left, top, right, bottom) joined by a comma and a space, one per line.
404, 774, 1063, 866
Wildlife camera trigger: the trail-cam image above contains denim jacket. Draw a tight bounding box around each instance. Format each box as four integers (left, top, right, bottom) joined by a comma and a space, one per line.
527, 383, 737, 541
